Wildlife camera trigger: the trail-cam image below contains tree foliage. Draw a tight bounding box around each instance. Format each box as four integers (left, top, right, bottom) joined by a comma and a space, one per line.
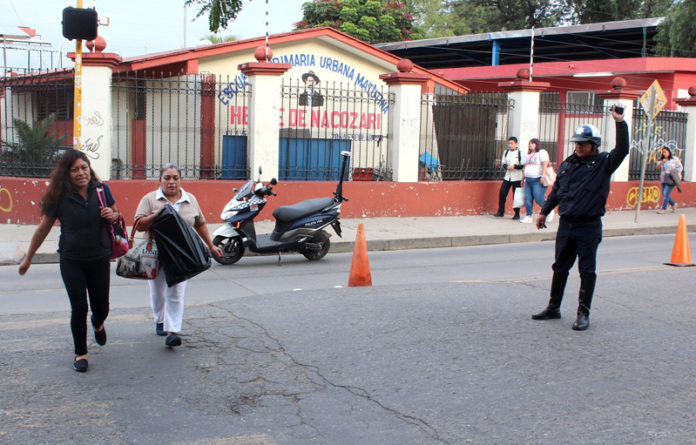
295, 0, 424, 43
410, 0, 677, 38
186, 0, 244, 32
1, 114, 67, 176
655, 0, 696, 57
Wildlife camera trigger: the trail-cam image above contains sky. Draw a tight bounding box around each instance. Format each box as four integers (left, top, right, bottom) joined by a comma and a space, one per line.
1, 0, 306, 70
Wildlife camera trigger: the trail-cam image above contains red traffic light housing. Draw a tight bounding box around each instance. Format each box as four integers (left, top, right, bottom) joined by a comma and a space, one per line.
62, 7, 98, 41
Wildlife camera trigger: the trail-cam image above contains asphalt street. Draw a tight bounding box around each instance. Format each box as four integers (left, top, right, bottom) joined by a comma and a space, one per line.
1, 236, 695, 444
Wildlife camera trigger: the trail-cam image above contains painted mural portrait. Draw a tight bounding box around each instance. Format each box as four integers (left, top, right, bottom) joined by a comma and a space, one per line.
299, 70, 324, 107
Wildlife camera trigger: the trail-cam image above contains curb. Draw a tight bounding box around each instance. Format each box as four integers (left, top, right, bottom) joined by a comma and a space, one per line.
27, 224, 696, 265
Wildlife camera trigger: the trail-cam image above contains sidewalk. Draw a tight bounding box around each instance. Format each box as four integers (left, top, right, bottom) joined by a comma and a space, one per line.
2, 207, 695, 264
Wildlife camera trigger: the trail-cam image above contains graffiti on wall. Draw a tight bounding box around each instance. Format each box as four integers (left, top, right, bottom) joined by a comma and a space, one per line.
0, 187, 13, 213
626, 185, 660, 208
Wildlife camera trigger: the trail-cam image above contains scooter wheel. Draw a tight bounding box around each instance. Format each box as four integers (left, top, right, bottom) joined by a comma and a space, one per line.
212, 235, 244, 265
300, 230, 330, 261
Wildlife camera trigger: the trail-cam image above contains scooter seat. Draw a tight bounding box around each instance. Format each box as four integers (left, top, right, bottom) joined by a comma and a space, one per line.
273, 197, 334, 222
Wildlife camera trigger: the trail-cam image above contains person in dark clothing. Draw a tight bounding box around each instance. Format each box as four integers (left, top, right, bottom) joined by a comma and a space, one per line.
298, 71, 324, 107
532, 106, 628, 331
494, 136, 524, 219
19, 150, 121, 372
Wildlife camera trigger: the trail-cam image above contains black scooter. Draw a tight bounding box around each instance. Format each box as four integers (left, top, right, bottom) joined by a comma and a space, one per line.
211, 151, 350, 264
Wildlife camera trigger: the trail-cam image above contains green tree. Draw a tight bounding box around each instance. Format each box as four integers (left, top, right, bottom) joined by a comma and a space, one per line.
1, 114, 67, 176
186, 0, 244, 32
296, 0, 424, 43
409, 0, 458, 38
655, 0, 696, 57
200, 34, 238, 44
563, 0, 672, 23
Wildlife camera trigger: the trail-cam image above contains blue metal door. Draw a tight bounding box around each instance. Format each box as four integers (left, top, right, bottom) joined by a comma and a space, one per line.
279, 138, 350, 181
221, 135, 247, 180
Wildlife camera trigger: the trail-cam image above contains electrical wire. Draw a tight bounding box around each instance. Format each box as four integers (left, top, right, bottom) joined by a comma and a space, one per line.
7, 0, 24, 26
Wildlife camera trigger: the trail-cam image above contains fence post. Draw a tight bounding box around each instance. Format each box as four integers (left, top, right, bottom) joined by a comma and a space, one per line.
380, 59, 431, 182
675, 86, 696, 182
68, 37, 121, 180
238, 47, 290, 180
598, 77, 641, 182
499, 69, 549, 158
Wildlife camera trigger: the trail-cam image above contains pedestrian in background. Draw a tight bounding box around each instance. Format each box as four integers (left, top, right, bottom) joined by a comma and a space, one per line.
520, 138, 553, 223
533, 106, 628, 331
494, 136, 524, 220
656, 146, 683, 213
133, 164, 222, 348
18, 150, 120, 372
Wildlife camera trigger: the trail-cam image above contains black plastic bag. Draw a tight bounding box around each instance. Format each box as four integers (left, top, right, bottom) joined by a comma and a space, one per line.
151, 205, 211, 287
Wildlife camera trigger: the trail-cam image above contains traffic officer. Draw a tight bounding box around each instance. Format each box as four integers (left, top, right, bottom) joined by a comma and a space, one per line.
532, 105, 628, 330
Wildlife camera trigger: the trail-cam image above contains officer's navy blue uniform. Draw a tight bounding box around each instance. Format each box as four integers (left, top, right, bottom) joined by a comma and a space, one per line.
534, 120, 629, 330
542, 120, 629, 276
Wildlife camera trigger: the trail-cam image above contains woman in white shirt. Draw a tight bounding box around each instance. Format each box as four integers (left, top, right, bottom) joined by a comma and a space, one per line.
656, 146, 683, 213
521, 138, 553, 223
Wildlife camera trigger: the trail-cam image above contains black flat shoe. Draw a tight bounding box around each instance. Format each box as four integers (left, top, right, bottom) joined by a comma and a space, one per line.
91, 315, 107, 346
156, 323, 166, 336
73, 358, 88, 372
165, 333, 181, 347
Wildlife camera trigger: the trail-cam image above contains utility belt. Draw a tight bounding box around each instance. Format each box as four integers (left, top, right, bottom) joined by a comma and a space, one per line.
560, 215, 601, 224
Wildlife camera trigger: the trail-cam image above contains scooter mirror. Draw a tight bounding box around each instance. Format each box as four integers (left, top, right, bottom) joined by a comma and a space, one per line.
270, 178, 278, 185
340, 150, 351, 157
258, 166, 263, 175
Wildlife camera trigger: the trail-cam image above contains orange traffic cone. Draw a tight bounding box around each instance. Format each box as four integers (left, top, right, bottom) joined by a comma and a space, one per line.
665, 214, 694, 267
348, 223, 372, 286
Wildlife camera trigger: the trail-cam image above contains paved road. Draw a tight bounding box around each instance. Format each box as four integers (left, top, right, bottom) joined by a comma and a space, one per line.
2, 236, 695, 444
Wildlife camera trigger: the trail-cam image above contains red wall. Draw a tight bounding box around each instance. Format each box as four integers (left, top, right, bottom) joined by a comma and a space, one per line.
2, 178, 695, 225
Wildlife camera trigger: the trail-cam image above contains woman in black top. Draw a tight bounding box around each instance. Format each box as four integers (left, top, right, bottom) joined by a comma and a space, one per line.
19, 150, 121, 372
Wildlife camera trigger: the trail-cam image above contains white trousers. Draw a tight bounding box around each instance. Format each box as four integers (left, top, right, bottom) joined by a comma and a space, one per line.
148, 270, 187, 333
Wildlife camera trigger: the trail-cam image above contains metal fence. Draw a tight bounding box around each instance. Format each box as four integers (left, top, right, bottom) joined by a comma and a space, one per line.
538, 92, 610, 166
279, 78, 392, 181
0, 69, 74, 177
629, 107, 687, 180
420, 91, 512, 180
111, 71, 250, 180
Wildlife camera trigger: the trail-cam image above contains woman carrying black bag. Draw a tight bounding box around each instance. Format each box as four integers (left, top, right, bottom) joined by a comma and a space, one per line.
134, 164, 222, 347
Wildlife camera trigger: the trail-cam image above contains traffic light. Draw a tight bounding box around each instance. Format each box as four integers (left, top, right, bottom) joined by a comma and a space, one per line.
62, 7, 98, 41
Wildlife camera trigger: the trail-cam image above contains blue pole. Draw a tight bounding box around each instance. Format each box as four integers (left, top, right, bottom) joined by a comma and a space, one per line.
491, 40, 500, 66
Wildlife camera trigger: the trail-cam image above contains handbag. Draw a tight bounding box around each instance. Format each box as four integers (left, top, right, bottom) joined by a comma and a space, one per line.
96, 186, 129, 259
513, 187, 525, 209
541, 166, 556, 187
116, 219, 159, 280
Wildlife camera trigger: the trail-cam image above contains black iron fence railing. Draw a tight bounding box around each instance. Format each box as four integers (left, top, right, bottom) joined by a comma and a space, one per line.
1, 70, 74, 178
279, 78, 392, 181
538, 99, 610, 167
629, 107, 687, 181
420, 92, 512, 180
111, 71, 250, 180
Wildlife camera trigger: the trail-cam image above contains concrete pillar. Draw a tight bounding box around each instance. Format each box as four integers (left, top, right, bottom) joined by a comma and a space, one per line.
238, 47, 291, 180
380, 59, 431, 182
69, 37, 121, 180
499, 69, 549, 155
675, 86, 696, 182
599, 77, 642, 182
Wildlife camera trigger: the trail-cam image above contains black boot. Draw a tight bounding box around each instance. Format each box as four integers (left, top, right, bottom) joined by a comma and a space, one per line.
572, 274, 596, 331
532, 272, 568, 320
512, 208, 520, 220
